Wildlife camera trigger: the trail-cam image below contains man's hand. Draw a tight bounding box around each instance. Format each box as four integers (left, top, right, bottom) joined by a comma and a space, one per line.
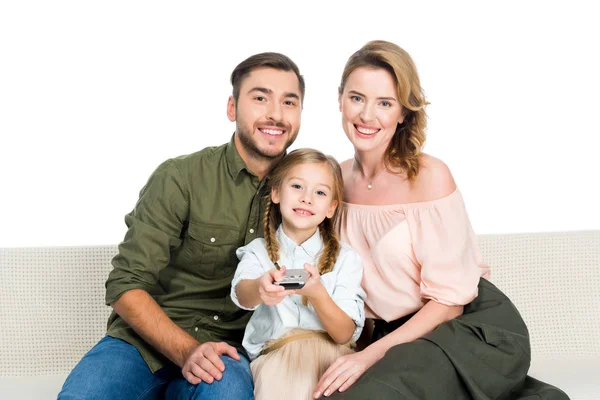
259, 266, 295, 306
182, 341, 241, 385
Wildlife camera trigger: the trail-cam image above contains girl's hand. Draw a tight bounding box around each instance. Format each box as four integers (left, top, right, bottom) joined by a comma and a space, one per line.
313, 348, 383, 398
295, 263, 326, 301
259, 266, 295, 306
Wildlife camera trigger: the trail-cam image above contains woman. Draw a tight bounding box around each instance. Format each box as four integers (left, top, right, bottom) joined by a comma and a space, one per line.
313, 40, 568, 400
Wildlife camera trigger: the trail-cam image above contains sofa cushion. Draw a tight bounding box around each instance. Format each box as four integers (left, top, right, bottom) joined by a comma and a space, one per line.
529, 357, 600, 400
0, 374, 67, 400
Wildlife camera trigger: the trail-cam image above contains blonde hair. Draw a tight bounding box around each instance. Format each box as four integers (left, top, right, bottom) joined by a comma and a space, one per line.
264, 149, 343, 304
339, 40, 429, 180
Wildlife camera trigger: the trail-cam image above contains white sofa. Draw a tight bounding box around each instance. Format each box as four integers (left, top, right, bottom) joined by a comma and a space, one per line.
1, 231, 598, 400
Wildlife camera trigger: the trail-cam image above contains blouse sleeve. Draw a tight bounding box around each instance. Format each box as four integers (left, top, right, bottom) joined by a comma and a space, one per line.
230, 239, 269, 311
405, 190, 489, 306
330, 247, 366, 342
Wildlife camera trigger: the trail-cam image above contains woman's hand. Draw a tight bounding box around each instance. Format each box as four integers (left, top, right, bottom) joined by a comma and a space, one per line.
313, 347, 383, 398
295, 263, 326, 301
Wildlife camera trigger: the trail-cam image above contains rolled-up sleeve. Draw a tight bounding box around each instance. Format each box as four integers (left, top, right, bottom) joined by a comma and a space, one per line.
230, 240, 267, 311
105, 159, 188, 305
406, 190, 489, 306
330, 249, 366, 342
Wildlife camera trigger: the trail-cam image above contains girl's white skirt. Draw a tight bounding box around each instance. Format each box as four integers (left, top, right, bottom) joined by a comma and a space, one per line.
251, 329, 354, 400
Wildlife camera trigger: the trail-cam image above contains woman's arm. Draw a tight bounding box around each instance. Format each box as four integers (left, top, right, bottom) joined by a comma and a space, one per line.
313, 300, 463, 398
368, 300, 463, 357
355, 318, 373, 351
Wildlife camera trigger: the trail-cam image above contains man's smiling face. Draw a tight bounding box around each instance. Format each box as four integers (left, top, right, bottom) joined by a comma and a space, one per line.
228, 67, 302, 161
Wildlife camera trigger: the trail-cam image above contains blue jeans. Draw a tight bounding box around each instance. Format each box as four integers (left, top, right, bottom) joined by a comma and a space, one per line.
58, 336, 254, 400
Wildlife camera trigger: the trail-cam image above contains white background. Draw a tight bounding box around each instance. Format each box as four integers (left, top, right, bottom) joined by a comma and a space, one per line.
1, 1, 598, 247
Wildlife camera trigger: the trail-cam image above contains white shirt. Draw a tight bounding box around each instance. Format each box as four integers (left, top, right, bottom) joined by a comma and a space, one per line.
230, 226, 366, 361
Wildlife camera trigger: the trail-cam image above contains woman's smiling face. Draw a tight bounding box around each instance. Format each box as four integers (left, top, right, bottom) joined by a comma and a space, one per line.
339, 67, 405, 154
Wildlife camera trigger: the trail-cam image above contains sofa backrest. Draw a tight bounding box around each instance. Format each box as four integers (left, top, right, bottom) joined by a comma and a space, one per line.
1, 230, 599, 377
1, 246, 114, 377
479, 230, 600, 361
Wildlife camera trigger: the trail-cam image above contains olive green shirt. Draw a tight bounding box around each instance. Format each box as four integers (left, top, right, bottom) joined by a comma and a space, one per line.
105, 136, 267, 372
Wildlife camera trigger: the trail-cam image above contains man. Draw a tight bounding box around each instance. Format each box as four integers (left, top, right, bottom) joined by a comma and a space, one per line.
58, 52, 304, 399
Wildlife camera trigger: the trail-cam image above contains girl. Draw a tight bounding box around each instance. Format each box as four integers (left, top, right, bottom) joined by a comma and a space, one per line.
230, 148, 365, 400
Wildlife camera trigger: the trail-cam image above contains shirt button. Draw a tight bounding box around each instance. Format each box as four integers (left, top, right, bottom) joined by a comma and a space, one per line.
213, 315, 219, 321
194, 327, 199, 332
249, 229, 255, 234
210, 237, 216, 243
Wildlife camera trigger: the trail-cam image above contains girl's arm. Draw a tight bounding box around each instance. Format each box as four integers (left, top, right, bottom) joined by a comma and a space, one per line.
298, 263, 356, 344
310, 286, 356, 344
231, 244, 290, 310
367, 300, 463, 358
235, 267, 290, 308
235, 278, 262, 309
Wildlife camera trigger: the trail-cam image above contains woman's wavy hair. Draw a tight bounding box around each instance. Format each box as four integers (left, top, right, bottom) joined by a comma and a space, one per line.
339, 40, 429, 180
264, 149, 343, 303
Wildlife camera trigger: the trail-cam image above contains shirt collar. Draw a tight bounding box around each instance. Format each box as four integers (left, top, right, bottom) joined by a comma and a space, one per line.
225, 133, 289, 182
276, 225, 323, 259
224, 133, 251, 181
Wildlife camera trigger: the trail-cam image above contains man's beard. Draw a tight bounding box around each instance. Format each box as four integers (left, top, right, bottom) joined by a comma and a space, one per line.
236, 120, 297, 161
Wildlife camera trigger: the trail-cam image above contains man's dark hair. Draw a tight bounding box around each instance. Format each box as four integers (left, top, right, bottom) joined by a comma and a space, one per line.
230, 52, 305, 103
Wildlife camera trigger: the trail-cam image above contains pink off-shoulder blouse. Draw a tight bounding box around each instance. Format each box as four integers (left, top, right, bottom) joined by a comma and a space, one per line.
338, 189, 490, 322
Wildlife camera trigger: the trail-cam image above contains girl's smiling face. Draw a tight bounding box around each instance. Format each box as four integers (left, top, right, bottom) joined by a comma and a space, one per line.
271, 162, 338, 244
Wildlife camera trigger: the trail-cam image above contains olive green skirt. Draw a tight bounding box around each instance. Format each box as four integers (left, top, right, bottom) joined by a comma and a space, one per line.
327, 278, 569, 400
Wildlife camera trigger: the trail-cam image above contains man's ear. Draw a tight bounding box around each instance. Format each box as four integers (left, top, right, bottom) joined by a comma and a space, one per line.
327, 200, 338, 219
227, 96, 236, 122
271, 187, 280, 204
338, 92, 342, 112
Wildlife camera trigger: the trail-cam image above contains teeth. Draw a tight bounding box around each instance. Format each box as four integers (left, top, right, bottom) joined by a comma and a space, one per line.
262, 128, 284, 135
294, 209, 312, 216
356, 126, 379, 135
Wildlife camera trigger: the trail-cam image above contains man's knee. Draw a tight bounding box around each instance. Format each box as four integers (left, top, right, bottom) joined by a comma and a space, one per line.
172, 355, 253, 400
220, 354, 252, 384
194, 355, 253, 399
58, 336, 166, 400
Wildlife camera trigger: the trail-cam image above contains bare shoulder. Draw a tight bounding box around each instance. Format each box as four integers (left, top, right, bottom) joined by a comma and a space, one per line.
414, 153, 457, 201
340, 158, 354, 178
340, 158, 353, 172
